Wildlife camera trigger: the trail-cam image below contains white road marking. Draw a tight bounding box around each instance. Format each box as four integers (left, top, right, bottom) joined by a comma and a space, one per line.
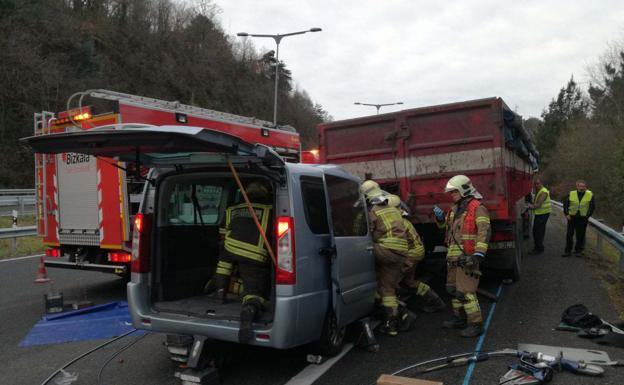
284, 344, 355, 385
0, 254, 44, 263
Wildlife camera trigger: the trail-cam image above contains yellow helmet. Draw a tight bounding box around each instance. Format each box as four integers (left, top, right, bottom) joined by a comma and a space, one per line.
387, 194, 401, 208
360, 180, 383, 200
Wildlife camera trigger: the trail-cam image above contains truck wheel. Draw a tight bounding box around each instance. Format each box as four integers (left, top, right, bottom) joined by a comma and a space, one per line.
310, 311, 346, 358
510, 224, 523, 282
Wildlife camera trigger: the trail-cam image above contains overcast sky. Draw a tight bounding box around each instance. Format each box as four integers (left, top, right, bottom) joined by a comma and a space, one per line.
213, 1, 624, 120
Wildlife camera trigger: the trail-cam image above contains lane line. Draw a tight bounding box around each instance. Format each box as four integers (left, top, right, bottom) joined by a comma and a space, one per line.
461, 283, 504, 385
284, 343, 354, 385
0, 253, 43, 263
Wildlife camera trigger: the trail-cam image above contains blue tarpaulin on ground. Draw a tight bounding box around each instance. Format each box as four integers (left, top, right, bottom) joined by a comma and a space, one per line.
19, 301, 138, 347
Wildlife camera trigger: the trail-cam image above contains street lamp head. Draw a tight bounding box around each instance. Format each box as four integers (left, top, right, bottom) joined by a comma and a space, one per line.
237, 32, 249, 37
309, 28, 322, 32
354, 102, 362, 105
397, 102, 404, 105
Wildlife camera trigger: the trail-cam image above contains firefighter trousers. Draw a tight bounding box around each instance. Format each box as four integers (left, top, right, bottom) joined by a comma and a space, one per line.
401, 259, 433, 297
214, 253, 269, 308
374, 244, 408, 312
446, 259, 483, 325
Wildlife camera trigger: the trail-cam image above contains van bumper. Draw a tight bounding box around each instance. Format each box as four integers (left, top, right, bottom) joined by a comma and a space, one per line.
127, 282, 328, 349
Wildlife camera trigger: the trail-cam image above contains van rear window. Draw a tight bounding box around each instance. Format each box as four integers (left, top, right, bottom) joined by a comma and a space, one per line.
166, 184, 223, 225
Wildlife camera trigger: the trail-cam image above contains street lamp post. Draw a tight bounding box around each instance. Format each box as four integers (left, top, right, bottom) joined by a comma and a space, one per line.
237, 28, 322, 128
354, 101, 404, 115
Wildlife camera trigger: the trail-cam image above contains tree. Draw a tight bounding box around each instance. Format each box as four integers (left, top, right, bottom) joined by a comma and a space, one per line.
536, 76, 588, 162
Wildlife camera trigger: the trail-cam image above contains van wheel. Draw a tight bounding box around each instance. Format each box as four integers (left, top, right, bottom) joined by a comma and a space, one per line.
311, 311, 346, 358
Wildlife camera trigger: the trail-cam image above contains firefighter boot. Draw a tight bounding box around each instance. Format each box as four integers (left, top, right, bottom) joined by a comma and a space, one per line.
398, 307, 416, 332
442, 308, 467, 329
459, 323, 483, 338
421, 290, 446, 313
379, 307, 399, 336
238, 303, 259, 343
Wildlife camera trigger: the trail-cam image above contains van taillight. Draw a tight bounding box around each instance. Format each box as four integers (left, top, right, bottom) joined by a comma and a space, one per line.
276, 216, 296, 285
131, 213, 152, 273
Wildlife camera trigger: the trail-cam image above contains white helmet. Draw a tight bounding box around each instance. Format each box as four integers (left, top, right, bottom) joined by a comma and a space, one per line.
444, 175, 482, 199
360, 180, 384, 200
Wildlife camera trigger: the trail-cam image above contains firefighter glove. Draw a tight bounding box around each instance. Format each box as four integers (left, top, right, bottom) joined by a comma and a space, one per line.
459, 253, 484, 268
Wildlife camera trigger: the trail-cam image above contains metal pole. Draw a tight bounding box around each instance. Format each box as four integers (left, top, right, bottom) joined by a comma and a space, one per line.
273, 38, 281, 127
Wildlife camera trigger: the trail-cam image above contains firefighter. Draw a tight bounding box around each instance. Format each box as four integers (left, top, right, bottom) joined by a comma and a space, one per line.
562, 179, 595, 257
387, 195, 446, 313
210, 181, 273, 343
433, 175, 490, 338
360, 181, 410, 336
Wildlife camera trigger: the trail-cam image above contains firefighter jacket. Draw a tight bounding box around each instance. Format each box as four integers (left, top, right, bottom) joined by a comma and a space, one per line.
403, 218, 425, 262
440, 197, 490, 259
368, 204, 409, 255
534, 186, 551, 215
220, 203, 272, 263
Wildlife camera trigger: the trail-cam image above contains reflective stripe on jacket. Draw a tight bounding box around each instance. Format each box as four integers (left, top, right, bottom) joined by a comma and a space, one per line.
403, 218, 425, 261
369, 204, 409, 253
534, 187, 551, 215
223, 203, 272, 263
568, 190, 593, 217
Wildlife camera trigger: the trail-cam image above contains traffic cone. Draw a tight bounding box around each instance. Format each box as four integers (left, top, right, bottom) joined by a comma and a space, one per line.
34, 256, 51, 283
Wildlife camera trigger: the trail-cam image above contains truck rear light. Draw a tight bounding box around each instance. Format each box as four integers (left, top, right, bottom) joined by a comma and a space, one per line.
131, 213, 152, 273
490, 231, 514, 241
45, 248, 60, 258
109, 252, 131, 263
275, 216, 296, 285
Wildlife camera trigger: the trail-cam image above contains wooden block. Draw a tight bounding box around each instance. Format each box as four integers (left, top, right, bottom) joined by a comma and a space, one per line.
377, 374, 443, 385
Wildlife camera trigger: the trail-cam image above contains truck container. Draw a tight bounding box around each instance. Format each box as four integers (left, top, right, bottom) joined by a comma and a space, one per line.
317, 97, 538, 280
34, 90, 300, 275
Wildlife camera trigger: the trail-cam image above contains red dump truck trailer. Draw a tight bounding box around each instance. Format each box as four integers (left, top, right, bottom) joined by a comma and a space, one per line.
34, 90, 300, 275
318, 97, 538, 280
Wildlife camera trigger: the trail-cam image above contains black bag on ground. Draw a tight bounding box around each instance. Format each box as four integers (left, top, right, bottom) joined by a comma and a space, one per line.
561, 304, 603, 328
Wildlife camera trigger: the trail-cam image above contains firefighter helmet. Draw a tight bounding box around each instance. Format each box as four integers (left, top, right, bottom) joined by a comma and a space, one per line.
360, 180, 383, 200
444, 175, 481, 198
387, 194, 401, 208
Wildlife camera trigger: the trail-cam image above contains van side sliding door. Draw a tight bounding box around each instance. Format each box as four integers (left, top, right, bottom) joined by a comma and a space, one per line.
323, 172, 376, 327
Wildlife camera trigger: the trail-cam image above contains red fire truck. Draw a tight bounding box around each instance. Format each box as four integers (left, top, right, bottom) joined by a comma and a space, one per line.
34, 90, 300, 275
318, 97, 538, 280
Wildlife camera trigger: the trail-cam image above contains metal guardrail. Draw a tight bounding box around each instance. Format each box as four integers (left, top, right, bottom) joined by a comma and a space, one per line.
0, 195, 36, 216
0, 226, 37, 240
0, 189, 35, 195
552, 201, 624, 267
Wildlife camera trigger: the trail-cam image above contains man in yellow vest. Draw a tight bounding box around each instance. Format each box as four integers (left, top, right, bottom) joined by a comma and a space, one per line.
528, 179, 551, 255
433, 175, 490, 338
562, 180, 595, 257
360, 181, 410, 336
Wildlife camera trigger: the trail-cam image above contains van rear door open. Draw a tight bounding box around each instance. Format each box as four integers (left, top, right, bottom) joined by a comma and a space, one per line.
322, 167, 376, 327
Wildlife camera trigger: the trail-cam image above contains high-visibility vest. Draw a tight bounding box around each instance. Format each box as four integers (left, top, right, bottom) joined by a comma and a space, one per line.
446, 198, 489, 257
223, 203, 272, 263
534, 187, 551, 215
569, 190, 593, 217
373, 206, 409, 252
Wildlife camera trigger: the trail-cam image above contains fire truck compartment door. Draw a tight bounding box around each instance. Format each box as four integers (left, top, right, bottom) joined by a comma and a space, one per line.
22, 125, 284, 167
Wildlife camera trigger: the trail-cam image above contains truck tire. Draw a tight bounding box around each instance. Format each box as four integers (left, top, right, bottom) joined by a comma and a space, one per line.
310, 310, 346, 358
509, 223, 523, 282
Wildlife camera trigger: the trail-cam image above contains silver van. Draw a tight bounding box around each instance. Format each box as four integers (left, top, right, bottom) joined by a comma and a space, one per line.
24, 125, 378, 357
